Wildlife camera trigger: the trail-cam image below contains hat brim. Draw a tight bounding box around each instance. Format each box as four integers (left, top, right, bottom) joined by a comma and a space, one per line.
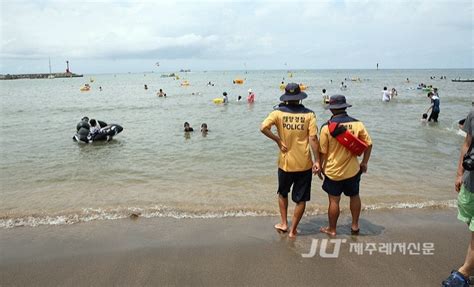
326, 103, 352, 109
280, 92, 308, 102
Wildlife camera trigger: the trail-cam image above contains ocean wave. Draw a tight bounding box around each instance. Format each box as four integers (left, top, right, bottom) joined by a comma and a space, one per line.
0, 200, 457, 229
363, 199, 457, 210
0, 206, 277, 229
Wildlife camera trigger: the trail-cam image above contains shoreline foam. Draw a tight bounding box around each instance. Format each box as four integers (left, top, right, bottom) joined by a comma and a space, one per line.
0, 199, 457, 229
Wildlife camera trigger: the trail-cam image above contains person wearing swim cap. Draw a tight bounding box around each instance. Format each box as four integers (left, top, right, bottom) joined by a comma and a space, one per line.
260, 83, 322, 239
319, 95, 372, 237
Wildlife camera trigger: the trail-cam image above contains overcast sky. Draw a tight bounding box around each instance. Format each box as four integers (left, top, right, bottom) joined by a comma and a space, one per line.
1, 0, 472, 74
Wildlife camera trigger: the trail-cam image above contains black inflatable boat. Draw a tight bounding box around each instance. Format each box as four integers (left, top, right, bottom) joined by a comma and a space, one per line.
73, 117, 123, 143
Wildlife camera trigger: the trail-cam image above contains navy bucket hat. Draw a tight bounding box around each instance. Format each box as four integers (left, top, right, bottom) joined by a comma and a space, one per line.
280, 83, 308, 102
327, 95, 352, 109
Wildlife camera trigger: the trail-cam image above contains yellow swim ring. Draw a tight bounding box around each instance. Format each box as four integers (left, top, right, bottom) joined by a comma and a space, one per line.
213, 98, 224, 104
279, 84, 286, 90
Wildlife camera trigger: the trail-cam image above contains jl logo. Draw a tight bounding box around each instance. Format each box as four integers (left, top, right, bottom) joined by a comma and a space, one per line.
301, 239, 347, 258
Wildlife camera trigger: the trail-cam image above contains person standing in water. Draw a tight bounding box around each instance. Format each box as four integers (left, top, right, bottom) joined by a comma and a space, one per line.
260, 83, 322, 239
322, 89, 329, 104
382, 87, 391, 102
247, 89, 255, 103
222, 92, 229, 104
390, 88, 398, 98
426, 92, 440, 122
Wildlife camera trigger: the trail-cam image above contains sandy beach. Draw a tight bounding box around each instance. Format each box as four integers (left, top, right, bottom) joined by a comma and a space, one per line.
0, 207, 468, 286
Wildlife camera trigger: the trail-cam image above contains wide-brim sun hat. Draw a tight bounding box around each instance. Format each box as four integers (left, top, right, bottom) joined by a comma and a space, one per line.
327, 94, 352, 109
280, 83, 307, 101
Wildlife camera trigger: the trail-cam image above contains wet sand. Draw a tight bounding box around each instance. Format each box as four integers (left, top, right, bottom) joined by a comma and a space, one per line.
0, 208, 468, 286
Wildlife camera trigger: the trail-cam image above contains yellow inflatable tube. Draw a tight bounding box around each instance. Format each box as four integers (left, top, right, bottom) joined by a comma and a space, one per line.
213, 98, 224, 104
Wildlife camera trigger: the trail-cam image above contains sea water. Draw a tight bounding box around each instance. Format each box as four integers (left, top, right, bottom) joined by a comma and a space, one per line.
0, 69, 472, 228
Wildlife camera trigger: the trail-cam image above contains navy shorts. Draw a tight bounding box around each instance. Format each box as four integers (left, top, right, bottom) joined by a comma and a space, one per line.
277, 168, 312, 203
322, 170, 362, 197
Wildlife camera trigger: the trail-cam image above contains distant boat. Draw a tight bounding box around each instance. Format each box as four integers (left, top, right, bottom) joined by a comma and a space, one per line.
452, 79, 474, 82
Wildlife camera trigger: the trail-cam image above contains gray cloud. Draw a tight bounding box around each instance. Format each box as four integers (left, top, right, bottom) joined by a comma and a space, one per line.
1, 0, 472, 73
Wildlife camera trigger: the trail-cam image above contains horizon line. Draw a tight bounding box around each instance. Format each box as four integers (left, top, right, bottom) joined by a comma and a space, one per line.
2, 67, 473, 76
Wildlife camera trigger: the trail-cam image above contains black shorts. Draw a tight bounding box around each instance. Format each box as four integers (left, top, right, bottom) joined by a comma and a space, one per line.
277, 168, 312, 203
322, 171, 362, 197
428, 111, 439, 122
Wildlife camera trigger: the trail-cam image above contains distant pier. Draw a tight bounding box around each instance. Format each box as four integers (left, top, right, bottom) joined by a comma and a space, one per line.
0, 72, 83, 80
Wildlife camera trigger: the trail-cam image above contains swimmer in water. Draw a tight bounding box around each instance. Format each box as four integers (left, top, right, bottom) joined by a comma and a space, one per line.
184, 122, 194, 132
157, 89, 166, 97
201, 123, 209, 133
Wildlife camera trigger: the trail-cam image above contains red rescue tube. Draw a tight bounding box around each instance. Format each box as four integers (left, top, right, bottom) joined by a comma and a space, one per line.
328, 121, 368, 156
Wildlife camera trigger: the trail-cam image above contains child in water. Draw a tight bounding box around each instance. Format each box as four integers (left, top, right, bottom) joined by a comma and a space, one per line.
201, 123, 209, 133
421, 113, 428, 123
184, 122, 194, 132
